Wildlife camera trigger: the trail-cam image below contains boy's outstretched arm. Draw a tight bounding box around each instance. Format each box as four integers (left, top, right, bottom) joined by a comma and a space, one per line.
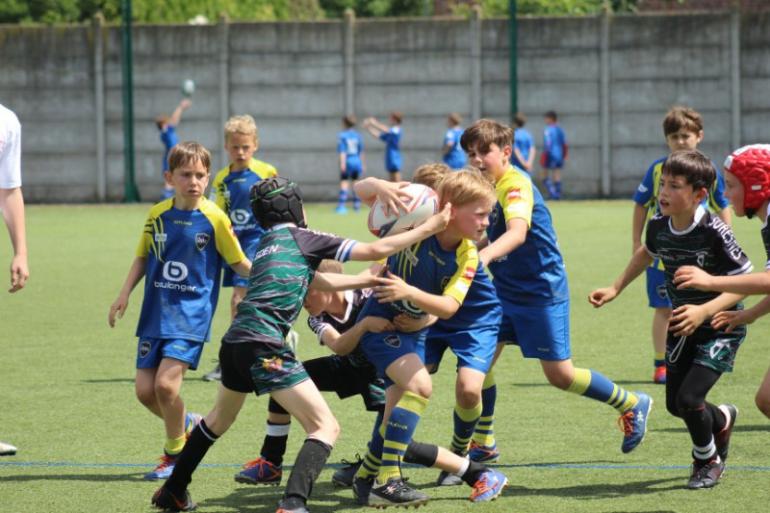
631, 203, 647, 254
350, 203, 451, 261
168, 98, 191, 127
229, 258, 251, 278
589, 245, 652, 307
525, 146, 536, 171
674, 265, 770, 295
109, 256, 146, 327
321, 316, 394, 356
374, 271, 460, 319
669, 291, 745, 337
713, 294, 770, 333
310, 271, 378, 292
478, 218, 528, 267
353, 177, 412, 212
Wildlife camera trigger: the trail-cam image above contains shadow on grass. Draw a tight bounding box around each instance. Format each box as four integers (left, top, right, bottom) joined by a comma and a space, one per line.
500, 475, 683, 500
198, 482, 361, 513
655, 424, 769, 434
0, 471, 144, 482
81, 378, 136, 384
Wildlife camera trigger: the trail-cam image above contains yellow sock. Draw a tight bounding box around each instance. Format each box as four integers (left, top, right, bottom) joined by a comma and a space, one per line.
164, 434, 186, 456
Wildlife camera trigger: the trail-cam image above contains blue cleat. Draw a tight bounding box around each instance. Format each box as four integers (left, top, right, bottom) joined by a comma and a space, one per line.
619, 392, 652, 453
235, 457, 282, 485
144, 454, 178, 481
335, 205, 348, 214
184, 412, 202, 436
468, 440, 500, 463
469, 469, 508, 502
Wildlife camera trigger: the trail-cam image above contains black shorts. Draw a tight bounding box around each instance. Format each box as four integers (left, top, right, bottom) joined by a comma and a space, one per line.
666, 323, 746, 375
304, 355, 385, 412
219, 340, 309, 396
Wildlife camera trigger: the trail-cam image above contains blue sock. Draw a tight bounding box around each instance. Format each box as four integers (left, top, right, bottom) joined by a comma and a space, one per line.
568, 368, 638, 413
554, 180, 562, 198
472, 371, 497, 447
452, 402, 482, 454
378, 392, 428, 482
338, 189, 348, 207
357, 411, 384, 479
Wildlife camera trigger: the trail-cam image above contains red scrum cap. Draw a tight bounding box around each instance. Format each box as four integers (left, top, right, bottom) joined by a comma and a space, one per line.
723, 144, 770, 212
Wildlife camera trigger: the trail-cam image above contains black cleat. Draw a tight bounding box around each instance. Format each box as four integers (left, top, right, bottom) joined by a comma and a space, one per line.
151, 487, 196, 512
435, 470, 463, 486
716, 404, 738, 463
353, 475, 374, 506
369, 478, 429, 509
687, 457, 724, 489
332, 455, 363, 488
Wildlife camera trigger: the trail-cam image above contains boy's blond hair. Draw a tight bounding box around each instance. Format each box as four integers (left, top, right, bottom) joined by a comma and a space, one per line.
224, 114, 258, 143
412, 163, 451, 190
168, 141, 211, 174
437, 169, 495, 208
662, 106, 703, 137
460, 118, 513, 154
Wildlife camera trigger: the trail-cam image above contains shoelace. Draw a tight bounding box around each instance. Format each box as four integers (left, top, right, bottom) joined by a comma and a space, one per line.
471, 476, 492, 498
340, 453, 363, 467
242, 457, 269, 470
154, 454, 176, 470
617, 410, 635, 436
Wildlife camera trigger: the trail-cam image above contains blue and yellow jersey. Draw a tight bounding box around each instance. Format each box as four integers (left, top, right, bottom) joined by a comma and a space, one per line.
380, 126, 402, 172
486, 166, 569, 305
434, 262, 501, 332
443, 127, 467, 170
633, 156, 729, 270
135, 197, 245, 342
359, 235, 479, 322
338, 129, 364, 171
211, 157, 277, 245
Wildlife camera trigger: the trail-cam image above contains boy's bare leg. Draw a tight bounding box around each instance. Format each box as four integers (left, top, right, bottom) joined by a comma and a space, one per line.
155, 358, 189, 440
135, 367, 163, 418
230, 286, 247, 320
203, 385, 249, 435
755, 365, 770, 418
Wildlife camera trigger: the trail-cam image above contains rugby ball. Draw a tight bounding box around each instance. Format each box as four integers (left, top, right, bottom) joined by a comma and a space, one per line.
182, 79, 195, 97
367, 183, 439, 238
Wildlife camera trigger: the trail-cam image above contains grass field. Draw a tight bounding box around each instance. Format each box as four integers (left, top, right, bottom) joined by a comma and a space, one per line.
2, 200, 770, 513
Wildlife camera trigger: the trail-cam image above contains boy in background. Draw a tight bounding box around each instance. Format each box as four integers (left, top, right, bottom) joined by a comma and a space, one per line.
632, 106, 731, 384
461, 119, 651, 464
591, 150, 751, 489
203, 115, 280, 382
540, 110, 567, 199
156, 99, 192, 200
512, 112, 535, 172
336, 115, 365, 214
363, 112, 403, 182
443, 113, 467, 170
109, 142, 251, 481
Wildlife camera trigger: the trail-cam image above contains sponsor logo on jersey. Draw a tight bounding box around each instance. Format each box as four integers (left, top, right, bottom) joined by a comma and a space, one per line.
230, 208, 251, 225
463, 266, 476, 280
383, 334, 401, 348
173, 220, 193, 226
154, 261, 197, 292
255, 244, 279, 260
506, 188, 522, 201
195, 233, 210, 251
154, 233, 167, 243
139, 340, 152, 358
262, 356, 284, 373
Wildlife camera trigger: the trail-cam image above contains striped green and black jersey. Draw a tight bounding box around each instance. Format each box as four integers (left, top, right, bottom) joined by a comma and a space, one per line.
645, 206, 753, 310
222, 223, 356, 345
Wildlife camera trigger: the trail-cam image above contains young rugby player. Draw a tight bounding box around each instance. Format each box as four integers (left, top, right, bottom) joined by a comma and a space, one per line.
336, 115, 365, 214
156, 99, 192, 200
443, 113, 467, 170
151, 176, 451, 513
461, 119, 652, 464
511, 112, 536, 172
363, 112, 403, 182
540, 110, 567, 199
632, 106, 731, 384
109, 142, 251, 481
591, 149, 752, 489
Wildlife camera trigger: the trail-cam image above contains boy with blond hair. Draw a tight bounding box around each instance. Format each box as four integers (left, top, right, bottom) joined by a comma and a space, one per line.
461, 119, 652, 464
592, 150, 751, 489
632, 106, 731, 384
203, 115, 280, 381
109, 142, 251, 481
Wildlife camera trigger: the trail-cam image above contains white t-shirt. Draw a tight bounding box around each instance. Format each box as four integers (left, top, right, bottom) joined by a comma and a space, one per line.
0, 103, 22, 189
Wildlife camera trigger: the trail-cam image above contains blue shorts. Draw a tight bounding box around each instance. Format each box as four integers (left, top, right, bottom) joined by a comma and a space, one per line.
646, 265, 671, 309
340, 167, 362, 181
223, 235, 260, 288
543, 156, 564, 169
424, 325, 497, 374
136, 338, 204, 371
361, 329, 427, 388
498, 299, 571, 361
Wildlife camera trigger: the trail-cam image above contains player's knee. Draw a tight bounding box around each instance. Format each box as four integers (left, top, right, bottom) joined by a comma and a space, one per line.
665, 396, 681, 418
455, 385, 481, 409
755, 392, 770, 419
135, 385, 155, 408
154, 379, 180, 403
544, 369, 572, 390
674, 392, 701, 415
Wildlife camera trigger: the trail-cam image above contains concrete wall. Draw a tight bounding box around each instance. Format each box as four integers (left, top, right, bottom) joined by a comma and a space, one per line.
1, 10, 769, 202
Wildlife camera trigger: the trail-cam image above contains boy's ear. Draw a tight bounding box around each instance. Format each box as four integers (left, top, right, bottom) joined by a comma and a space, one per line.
502, 144, 513, 159
163, 171, 173, 187
694, 186, 708, 202
696, 130, 704, 144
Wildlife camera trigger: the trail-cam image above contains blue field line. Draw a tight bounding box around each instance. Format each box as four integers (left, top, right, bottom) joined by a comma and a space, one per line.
2, 460, 770, 472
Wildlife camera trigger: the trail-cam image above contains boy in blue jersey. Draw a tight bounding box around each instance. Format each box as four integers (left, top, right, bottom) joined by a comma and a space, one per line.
632, 106, 732, 385
156, 98, 192, 200
443, 112, 467, 170
151, 177, 452, 513
363, 112, 403, 182
202, 115, 280, 382
349, 171, 508, 507
540, 110, 567, 199
336, 115, 365, 214
109, 142, 251, 481
592, 150, 751, 489
461, 119, 652, 463
512, 112, 536, 172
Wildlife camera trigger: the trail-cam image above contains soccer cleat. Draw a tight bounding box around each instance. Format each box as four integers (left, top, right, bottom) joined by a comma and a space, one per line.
335, 205, 348, 214
436, 470, 463, 486
619, 392, 652, 454
687, 457, 724, 489
352, 475, 374, 506
144, 454, 178, 481
469, 469, 508, 502
468, 441, 500, 463
202, 363, 221, 382
275, 497, 309, 513
331, 455, 363, 488
151, 486, 196, 511
653, 365, 666, 384
0, 441, 18, 456
234, 457, 282, 485
184, 412, 203, 436
716, 404, 738, 463
369, 478, 429, 508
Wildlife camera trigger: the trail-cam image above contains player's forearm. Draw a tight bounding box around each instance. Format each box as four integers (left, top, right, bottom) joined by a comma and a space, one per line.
479, 220, 527, 265
745, 295, 770, 320
700, 292, 746, 318
360, 217, 443, 261
311, 271, 376, 292
230, 258, 251, 278
339, 153, 346, 171
525, 149, 536, 170
612, 247, 652, 295
0, 187, 27, 258
352, 177, 383, 205
324, 322, 368, 356
402, 286, 459, 320
718, 207, 732, 226
631, 204, 646, 251
702, 271, 770, 295
119, 257, 146, 297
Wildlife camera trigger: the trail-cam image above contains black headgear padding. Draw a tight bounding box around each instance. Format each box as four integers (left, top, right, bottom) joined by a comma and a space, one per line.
250, 177, 306, 229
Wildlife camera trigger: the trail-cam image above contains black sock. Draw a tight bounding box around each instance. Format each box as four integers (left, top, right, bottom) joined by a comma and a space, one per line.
165, 420, 219, 497
403, 440, 438, 467
261, 421, 290, 467
282, 438, 332, 504
460, 460, 486, 486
